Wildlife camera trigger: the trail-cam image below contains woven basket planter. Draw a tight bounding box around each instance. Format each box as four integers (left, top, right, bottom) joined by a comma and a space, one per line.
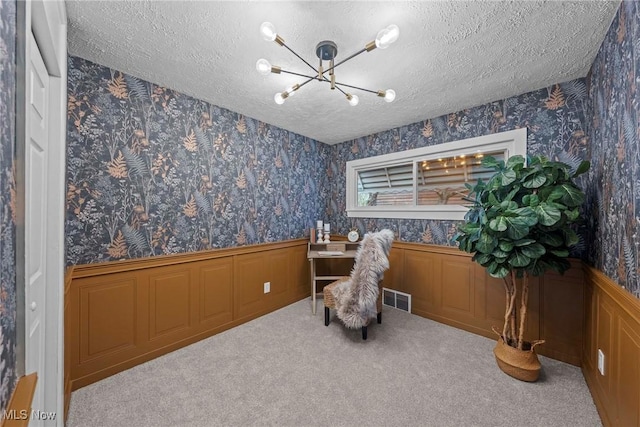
493, 337, 542, 382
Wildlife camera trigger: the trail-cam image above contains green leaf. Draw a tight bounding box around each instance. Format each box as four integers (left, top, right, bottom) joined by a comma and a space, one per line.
520, 243, 546, 259
505, 217, 533, 240
473, 253, 492, 265
476, 232, 498, 254
573, 160, 590, 177
504, 187, 519, 202
505, 155, 525, 169
534, 203, 562, 226
481, 156, 501, 169
512, 207, 538, 226
522, 172, 547, 188
522, 194, 540, 208
460, 222, 480, 234
562, 228, 580, 247
565, 208, 580, 221
498, 169, 517, 186
492, 249, 510, 258
549, 249, 570, 257
528, 155, 543, 165
489, 216, 508, 232
513, 238, 536, 246
500, 200, 518, 211
550, 184, 585, 207
488, 263, 510, 278
498, 240, 514, 252
488, 192, 500, 206
537, 232, 564, 247
509, 251, 531, 268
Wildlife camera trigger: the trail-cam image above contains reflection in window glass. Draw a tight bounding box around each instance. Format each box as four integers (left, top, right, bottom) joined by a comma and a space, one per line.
417, 150, 505, 205
357, 163, 414, 206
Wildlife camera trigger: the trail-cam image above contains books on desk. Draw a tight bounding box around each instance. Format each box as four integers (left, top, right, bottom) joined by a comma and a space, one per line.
317, 251, 344, 256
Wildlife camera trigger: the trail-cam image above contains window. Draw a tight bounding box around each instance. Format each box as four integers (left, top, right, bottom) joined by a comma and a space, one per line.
346, 128, 527, 220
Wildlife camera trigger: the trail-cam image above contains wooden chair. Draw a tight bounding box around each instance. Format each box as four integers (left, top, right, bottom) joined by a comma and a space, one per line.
322, 229, 394, 340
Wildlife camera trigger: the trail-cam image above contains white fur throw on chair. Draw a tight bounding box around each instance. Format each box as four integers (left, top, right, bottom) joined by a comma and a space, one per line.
330, 229, 394, 329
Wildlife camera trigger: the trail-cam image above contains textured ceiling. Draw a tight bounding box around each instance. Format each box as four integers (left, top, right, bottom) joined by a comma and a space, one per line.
66, 1, 620, 145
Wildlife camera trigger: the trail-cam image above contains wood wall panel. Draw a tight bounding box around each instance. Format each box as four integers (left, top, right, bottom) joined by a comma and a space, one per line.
596, 293, 614, 397
79, 277, 137, 362
234, 253, 266, 320
198, 259, 233, 328
403, 250, 439, 315
64, 267, 73, 421
386, 242, 584, 365
617, 318, 640, 427
539, 266, 583, 365
583, 265, 640, 427
148, 269, 192, 340
68, 239, 310, 391
290, 245, 310, 300
381, 248, 403, 292
440, 257, 473, 315
267, 250, 290, 308
479, 271, 507, 327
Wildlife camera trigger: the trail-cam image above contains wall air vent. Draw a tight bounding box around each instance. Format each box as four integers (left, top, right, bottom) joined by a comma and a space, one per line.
382, 288, 411, 313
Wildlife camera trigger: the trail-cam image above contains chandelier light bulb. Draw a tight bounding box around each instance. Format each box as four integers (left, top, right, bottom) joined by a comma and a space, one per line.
347, 94, 359, 106
384, 89, 396, 103
260, 22, 277, 42
256, 59, 272, 75
375, 24, 400, 49
274, 92, 285, 105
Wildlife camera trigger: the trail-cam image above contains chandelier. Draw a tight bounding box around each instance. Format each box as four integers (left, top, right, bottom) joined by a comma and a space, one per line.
256, 22, 399, 106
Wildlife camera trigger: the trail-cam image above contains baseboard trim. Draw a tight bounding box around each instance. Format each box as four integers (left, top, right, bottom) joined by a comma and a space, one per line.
1, 373, 37, 427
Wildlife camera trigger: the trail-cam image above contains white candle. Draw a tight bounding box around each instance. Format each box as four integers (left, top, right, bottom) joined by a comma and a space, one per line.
317, 220, 323, 229
324, 223, 330, 232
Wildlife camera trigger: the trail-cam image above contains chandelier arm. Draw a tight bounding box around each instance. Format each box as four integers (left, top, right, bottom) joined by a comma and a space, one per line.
297, 77, 316, 89
324, 47, 367, 74
279, 69, 320, 81
277, 68, 342, 89
333, 81, 379, 95
281, 43, 319, 74
330, 85, 348, 96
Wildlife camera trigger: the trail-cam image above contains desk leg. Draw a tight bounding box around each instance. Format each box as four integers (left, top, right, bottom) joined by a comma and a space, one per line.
310, 258, 316, 315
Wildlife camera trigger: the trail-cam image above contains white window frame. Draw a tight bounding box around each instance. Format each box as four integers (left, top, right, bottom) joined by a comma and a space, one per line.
346, 128, 527, 220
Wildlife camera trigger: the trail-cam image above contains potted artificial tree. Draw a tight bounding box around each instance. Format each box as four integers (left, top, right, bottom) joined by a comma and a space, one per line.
455, 154, 589, 381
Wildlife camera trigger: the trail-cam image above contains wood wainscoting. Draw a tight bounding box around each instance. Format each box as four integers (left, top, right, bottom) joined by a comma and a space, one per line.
381, 242, 585, 366
63, 266, 73, 420
66, 239, 310, 394
583, 265, 640, 427
68, 237, 640, 426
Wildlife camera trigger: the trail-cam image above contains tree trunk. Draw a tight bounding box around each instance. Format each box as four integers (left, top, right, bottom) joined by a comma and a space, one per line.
509, 270, 517, 344
517, 272, 529, 350
502, 271, 517, 345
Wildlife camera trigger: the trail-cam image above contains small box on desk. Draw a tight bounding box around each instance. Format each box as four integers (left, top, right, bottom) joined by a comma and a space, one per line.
326, 243, 346, 252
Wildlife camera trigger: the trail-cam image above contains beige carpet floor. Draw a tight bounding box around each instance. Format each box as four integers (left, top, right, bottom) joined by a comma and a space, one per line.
67, 299, 601, 427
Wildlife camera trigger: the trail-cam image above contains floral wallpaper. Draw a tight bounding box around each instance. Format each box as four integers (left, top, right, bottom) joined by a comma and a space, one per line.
66, 56, 331, 266
585, 0, 640, 299
329, 80, 589, 256
0, 0, 17, 411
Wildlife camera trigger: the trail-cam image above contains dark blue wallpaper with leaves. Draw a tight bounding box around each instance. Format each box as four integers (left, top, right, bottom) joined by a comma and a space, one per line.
66, 56, 331, 265
585, 0, 640, 299
0, 0, 17, 411
329, 80, 589, 254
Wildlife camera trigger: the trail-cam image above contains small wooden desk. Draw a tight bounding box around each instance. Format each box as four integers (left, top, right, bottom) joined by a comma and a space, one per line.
307, 241, 359, 314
